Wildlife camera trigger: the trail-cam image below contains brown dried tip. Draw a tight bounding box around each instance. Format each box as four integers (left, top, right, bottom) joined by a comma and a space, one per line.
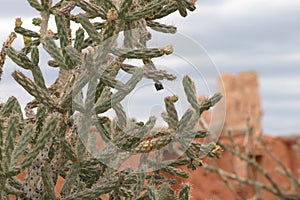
15, 18, 23, 27
211, 144, 224, 158
147, 13, 155, 20
155, 82, 164, 91
107, 9, 118, 21
164, 44, 174, 55
47, 29, 54, 35
191, 0, 197, 4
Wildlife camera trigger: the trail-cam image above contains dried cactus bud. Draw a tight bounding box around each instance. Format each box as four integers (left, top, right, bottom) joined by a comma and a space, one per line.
147, 13, 155, 19
107, 9, 118, 21
32, 17, 42, 26
23, 36, 32, 46
211, 144, 224, 158
15, 18, 23, 27
47, 29, 54, 35
170, 95, 179, 103
164, 44, 174, 55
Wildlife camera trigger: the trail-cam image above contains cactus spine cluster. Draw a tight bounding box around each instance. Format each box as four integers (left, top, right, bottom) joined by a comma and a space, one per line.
0, 0, 222, 199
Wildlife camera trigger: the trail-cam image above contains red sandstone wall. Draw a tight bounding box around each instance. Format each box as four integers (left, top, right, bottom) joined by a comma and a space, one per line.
173, 135, 300, 200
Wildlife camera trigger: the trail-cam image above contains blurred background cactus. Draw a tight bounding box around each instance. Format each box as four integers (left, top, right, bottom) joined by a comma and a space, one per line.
0, 0, 222, 199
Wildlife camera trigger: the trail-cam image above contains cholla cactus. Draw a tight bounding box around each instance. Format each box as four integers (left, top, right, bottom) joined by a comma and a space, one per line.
0, 0, 222, 199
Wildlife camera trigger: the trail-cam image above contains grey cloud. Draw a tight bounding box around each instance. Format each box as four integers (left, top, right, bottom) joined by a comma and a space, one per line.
0, 0, 37, 17
169, 0, 300, 55
1, 0, 299, 135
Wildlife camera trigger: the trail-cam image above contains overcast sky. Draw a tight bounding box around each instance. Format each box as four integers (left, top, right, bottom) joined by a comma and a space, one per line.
0, 0, 299, 135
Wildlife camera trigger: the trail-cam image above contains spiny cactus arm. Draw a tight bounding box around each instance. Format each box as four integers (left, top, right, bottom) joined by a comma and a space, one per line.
22, 39, 41, 55
101, 19, 119, 45
176, 0, 189, 17
7, 47, 32, 70
65, 46, 82, 65
178, 109, 194, 134
162, 95, 179, 131
133, 168, 147, 198
27, 0, 43, 11
142, 58, 165, 90
60, 164, 80, 197
30, 46, 47, 89
77, 14, 102, 44
9, 125, 33, 168
97, 0, 117, 11
63, 178, 119, 200
74, 28, 85, 51
158, 182, 176, 199
55, 14, 71, 50
74, 0, 107, 19
3, 116, 20, 171
111, 45, 173, 59
92, 21, 106, 30
147, 186, 158, 200
0, 32, 17, 80
41, 165, 56, 200
112, 102, 127, 130
40, 0, 52, 11
125, 0, 167, 21
133, 132, 173, 153
31, 105, 47, 143
162, 166, 190, 178
179, 184, 190, 200
60, 69, 91, 108
12, 70, 55, 110
100, 75, 129, 92
0, 97, 24, 121
55, 15, 75, 68
7, 177, 22, 192
7, 116, 58, 177
0, 118, 3, 158
183, 141, 201, 160
0, 121, 5, 197
120, 62, 176, 81
56, 139, 77, 162
183, 75, 200, 111
14, 26, 40, 38
18, 52, 37, 71
199, 93, 223, 114
92, 116, 111, 143
94, 67, 143, 114
44, 35, 69, 70
84, 76, 98, 112
119, 0, 133, 17
4, 184, 20, 197
54, 1, 76, 16
94, 118, 157, 164
146, 20, 177, 34
148, 1, 178, 20
123, 21, 135, 49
